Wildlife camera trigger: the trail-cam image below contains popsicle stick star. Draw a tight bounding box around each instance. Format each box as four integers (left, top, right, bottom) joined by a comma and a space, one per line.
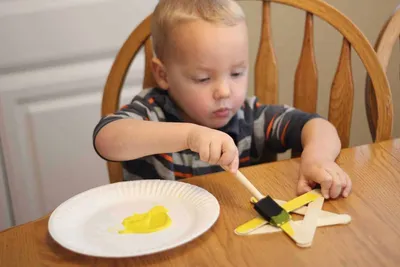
234, 189, 352, 248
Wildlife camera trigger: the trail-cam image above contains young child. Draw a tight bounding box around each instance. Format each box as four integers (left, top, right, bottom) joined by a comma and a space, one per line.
93, 0, 351, 199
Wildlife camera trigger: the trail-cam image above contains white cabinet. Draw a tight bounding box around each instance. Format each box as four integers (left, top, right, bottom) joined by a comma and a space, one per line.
0, 0, 158, 229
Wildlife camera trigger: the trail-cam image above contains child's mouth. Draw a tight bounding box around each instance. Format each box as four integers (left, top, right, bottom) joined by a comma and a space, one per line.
213, 108, 230, 118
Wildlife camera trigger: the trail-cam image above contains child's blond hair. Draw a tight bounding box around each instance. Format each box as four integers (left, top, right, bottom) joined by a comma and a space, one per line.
151, 0, 246, 59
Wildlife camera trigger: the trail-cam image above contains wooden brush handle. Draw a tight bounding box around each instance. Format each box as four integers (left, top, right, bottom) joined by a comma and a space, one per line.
223, 167, 264, 200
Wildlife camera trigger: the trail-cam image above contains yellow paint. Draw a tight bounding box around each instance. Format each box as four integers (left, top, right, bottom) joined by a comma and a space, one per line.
281, 191, 320, 212
280, 222, 295, 237
235, 217, 266, 234
118, 206, 172, 234
240, 191, 321, 235
250, 191, 321, 212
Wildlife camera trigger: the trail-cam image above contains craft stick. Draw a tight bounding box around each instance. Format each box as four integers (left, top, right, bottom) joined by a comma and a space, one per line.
279, 220, 309, 245
259, 192, 323, 245
234, 217, 267, 234
236, 214, 351, 235
280, 221, 296, 239
238, 193, 351, 236
238, 191, 321, 234
295, 196, 324, 247
281, 190, 320, 212
234, 212, 351, 235
238, 195, 325, 246
250, 190, 326, 216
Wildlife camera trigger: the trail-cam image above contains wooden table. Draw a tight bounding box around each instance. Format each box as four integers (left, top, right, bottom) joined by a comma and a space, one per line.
1, 139, 400, 267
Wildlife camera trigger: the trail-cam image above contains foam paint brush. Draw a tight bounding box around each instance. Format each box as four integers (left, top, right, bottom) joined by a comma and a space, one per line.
224, 168, 291, 228
225, 168, 322, 246
236, 190, 322, 235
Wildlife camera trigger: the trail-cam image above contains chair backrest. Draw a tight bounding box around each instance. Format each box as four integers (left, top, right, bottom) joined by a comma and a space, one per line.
365, 5, 400, 141
102, 0, 393, 184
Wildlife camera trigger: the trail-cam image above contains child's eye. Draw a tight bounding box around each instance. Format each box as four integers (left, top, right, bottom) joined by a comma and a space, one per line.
194, 77, 210, 83
231, 72, 243, 78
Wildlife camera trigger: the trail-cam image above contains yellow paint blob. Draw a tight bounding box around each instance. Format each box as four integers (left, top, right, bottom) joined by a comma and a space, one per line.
118, 206, 172, 234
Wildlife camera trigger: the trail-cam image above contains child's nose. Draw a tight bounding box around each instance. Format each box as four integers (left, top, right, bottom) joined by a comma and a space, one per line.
213, 82, 231, 99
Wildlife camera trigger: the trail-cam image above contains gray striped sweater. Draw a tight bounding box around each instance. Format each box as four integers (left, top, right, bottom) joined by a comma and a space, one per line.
93, 88, 321, 180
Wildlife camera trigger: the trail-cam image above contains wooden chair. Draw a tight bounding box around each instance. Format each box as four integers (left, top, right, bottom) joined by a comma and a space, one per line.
102, 0, 393, 184
365, 5, 400, 141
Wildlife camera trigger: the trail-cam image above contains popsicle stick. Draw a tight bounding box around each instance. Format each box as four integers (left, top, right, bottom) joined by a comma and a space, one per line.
280, 220, 310, 245
234, 217, 267, 234
295, 196, 324, 247
255, 193, 321, 244
234, 210, 351, 235
249, 189, 325, 216
237, 214, 351, 235
238, 195, 325, 246
281, 190, 320, 211
238, 190, 320, 234
280, 221, 297, 239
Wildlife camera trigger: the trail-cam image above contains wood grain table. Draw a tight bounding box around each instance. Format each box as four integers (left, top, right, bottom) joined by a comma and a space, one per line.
1, 139, 400, 267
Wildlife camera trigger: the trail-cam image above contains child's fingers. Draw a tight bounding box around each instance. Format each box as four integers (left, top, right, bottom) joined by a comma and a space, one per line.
218, 143, 238, 170
330, 177, 342, 199
331, 168, 349, 198
326, 169, 342, 199
296, 175, 313, 195
313, 168, 333, 199
228, 150, 239, 173
340, 170, 348, 187
338, 169, 348, 196
342, 172, 352, 197
209, 141, 222, 165
218, 149, 237, 167
198, 143, 210, 163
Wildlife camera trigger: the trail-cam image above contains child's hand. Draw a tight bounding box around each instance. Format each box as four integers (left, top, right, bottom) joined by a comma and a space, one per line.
186, 125, 239, 173
297, 157, 352, 199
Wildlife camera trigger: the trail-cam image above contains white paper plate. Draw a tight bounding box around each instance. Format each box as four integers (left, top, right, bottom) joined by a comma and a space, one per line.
48, 180, 220, 258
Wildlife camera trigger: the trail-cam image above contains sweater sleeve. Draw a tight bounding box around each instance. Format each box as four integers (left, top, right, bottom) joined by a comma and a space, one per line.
252, 98, 322, 153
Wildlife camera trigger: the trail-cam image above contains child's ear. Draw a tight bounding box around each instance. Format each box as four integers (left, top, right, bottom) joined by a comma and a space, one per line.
151, 57, 169, 90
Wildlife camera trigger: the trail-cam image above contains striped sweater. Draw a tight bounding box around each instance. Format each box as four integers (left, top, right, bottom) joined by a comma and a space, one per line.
93, 88, 321, 181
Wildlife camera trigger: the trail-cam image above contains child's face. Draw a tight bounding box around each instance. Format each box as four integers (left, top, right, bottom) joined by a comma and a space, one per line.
158, 20, 249, 129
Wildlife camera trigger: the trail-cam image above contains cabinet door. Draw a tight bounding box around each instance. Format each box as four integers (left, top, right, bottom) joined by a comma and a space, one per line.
0, 59, 146, 225
0, 0, 157, 226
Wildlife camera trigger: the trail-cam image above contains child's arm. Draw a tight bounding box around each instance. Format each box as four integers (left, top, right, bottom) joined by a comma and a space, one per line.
252, 98, 351, 199
298, 118, 352, 199
94, 119, 239, 172
301, 118, 341, 162
95, 119, 191, 160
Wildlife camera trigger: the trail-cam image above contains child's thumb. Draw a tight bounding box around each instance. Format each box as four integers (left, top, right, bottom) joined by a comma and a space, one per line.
297, 176, 313, 195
